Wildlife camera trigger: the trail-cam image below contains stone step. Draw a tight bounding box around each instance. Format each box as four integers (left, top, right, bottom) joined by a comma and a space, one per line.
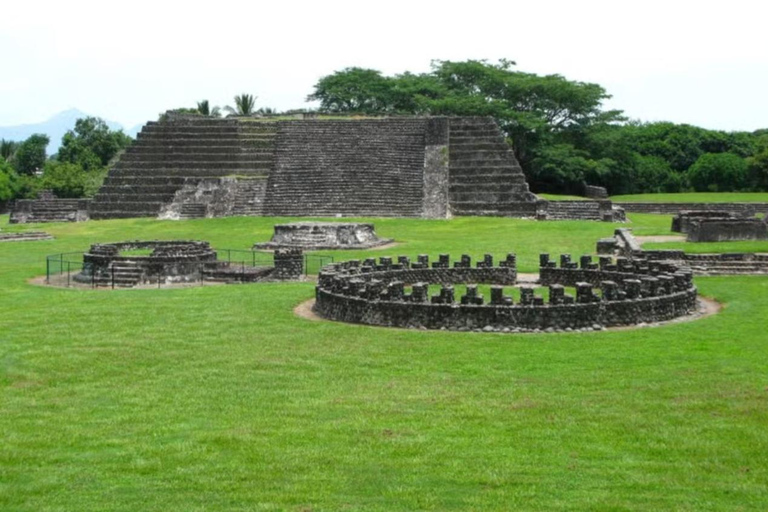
179, 203, 207, 219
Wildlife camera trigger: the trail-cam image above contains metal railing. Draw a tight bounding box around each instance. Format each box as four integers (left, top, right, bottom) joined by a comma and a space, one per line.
44, 250, 334, 288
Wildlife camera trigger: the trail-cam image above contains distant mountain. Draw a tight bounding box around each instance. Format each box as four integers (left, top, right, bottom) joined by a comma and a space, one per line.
0, 109, 137, 155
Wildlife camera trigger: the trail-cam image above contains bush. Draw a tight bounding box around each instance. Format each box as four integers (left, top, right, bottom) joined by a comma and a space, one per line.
39, 161, 106, 198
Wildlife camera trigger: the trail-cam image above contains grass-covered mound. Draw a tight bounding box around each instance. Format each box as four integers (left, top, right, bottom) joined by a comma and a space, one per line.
2, 214, 767, 510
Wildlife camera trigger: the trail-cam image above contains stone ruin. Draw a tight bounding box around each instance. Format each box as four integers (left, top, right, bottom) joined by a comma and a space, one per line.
73, 240, 303, 287
685, 217, 767, 242
584, 184, 609, 199
313, 252, 697, 332
0, 229, 53, 242
80, 115, 624, 223
598, 228, 768, 275
10, 190, 90, 224
670, 210, 747, 234
253, 222, 393, 250
668, 210, 768, 242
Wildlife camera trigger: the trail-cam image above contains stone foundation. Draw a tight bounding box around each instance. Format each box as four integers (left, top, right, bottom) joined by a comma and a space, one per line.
686, 218, 768, 242
254, 222, 393, 250
10, 190, 90, 224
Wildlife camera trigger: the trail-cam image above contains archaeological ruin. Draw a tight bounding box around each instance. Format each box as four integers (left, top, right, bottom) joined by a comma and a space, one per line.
253, 222, 392, 250
74, 115, 625, 222
72, 240, 304, 287
598, 228, 768, 275
10, 190, 90, 224
312, 252, 698, 332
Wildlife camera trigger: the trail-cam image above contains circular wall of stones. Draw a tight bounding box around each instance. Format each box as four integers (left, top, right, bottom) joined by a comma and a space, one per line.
75, 240, 217, 287
313, 252, 698, 332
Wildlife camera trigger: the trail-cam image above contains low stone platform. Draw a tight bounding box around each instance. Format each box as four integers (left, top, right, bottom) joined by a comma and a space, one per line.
671, 210, 746, 234
254, 222, 393, 250
68, 241, 305, 288
686, 218, 768, 242
0, 231, 54, 242
597, 228, 768, 275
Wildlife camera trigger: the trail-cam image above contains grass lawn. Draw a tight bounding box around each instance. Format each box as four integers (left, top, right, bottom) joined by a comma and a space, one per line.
2, 214, 768, 511
611, 192, 768, 203
537, 193, 590, 201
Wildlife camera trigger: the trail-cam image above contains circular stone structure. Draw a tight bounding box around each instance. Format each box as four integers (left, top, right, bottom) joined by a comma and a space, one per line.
253, 222, 393, 250
313, 252, 698, 332
75, 240, 217, 287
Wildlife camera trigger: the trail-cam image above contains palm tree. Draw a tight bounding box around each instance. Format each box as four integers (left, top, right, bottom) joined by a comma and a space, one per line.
224, 93, 258, 116
1, 139, 19, 160
196, 100, 221, 117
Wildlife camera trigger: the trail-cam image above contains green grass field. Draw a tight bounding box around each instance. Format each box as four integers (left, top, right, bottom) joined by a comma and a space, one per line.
611, 192, 768, 203
2, 213, 768, 511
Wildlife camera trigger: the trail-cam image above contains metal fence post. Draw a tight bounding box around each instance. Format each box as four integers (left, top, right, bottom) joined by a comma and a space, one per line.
111, 266, 115, 289
67, 262, 71, 287
46, 257, 50, 283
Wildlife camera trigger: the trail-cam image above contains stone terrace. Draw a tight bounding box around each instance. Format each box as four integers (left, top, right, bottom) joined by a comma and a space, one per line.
89, 119, 277, 219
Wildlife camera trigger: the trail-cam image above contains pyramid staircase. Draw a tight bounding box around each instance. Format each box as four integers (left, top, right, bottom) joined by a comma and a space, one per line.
178, 203, 207, 219
545, 201, 602, 220
231, 178, 267, 216
89, 119, 278, 219
447, 117, 538, 217
263, 119, 427, 217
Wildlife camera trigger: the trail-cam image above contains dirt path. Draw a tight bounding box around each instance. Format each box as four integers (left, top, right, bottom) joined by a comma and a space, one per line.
635, 235, 686, 244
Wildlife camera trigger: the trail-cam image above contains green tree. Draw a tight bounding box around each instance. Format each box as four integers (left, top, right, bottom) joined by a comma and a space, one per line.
747, 148, 768, 190
308, 68, 397, 113
57, 117, 132, 171
0, 157, 18, 204
196, 100, 221, 117
12, 134, 49, 175
224, 94, 258, 116
687, 152, 749, 192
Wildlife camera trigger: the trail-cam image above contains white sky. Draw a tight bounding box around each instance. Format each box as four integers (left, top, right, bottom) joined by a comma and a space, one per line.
2, 0, 767, 131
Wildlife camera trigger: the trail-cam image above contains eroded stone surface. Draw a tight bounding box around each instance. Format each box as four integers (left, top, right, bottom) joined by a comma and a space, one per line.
254, 222, 393, 250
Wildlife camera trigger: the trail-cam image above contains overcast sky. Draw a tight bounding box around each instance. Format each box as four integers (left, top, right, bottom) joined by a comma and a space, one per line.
2, 0, 767, 131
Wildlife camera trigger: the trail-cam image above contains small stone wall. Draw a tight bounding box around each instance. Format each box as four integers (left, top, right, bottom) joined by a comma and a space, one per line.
273, 249, 304, 280
254, 222, 393, 250
10, 197, 90, 224
617, 202, 768, 215
313, 252, 696, 332
597, 228, 768, 275
584, 185, 608, 199
671, 210, 749, 233
686, 218, 768, 242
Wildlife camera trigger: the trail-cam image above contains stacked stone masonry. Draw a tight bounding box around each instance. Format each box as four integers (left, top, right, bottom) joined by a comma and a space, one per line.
313, 252, 697, 332
686, 218, 768, 242
598, 228, 768, 275
254, 222, 392, 250
618, 202, 768, 215
87, 116, 621, 222
10, 191, 90, 223
74, 240, 304, 287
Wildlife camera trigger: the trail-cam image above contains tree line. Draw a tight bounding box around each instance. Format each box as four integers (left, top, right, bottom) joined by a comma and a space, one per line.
3, 61, 767, 209
0, 118, 132, 206
307, 60, 768, 195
